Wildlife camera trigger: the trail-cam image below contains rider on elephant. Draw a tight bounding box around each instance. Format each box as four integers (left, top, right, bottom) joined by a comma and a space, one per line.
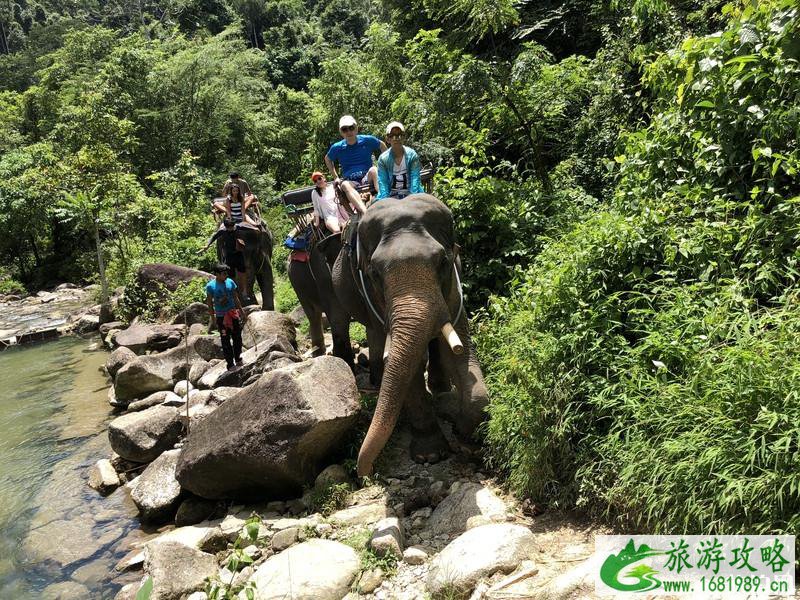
311, 171, 350, 234
324, 115, 386, 215
375, 121, 423, 201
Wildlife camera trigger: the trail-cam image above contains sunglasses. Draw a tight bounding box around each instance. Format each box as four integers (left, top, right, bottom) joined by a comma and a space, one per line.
340, 125, 356, 132
388, 133, 404, 139
313, 176, 324, 183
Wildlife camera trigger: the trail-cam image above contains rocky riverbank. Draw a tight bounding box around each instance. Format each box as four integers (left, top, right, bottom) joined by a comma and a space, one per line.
79, 288, 609, 600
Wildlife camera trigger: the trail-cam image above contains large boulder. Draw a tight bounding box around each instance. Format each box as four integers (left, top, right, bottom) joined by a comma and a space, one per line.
137, 263, 210, 294
114, 324, 185, 354
241, 311, 297, 349
245, 539, 359, 600
106, 347, 137, 379
131, 450, 183, 522
144, 540, 217, 600
108, 405, 183, 463
177, 356, 359, 499
199, 334, 298, 389
171, 302, 210, 327
426, 524, 537, 598
114, 337, 212, 402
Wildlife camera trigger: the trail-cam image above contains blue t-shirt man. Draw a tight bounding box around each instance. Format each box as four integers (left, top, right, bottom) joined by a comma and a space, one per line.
326, 134, 382, 181
205, 277, 237, 317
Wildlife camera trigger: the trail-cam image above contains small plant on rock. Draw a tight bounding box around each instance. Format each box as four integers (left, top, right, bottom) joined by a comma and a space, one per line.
307, 482, 350, 516
205, 516, 260, 600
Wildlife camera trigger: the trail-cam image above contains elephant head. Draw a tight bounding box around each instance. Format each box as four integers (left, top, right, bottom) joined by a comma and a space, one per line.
350, 194, 487, 476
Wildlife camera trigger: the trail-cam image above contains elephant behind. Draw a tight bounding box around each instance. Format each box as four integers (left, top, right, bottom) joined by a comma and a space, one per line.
217, 223, 274, 310
332, 194, 489, 476
287, 231, 352, 365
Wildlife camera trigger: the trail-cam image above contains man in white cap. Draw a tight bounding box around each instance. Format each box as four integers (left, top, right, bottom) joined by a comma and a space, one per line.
324, 115, 386, 214
375, 121, 423, 201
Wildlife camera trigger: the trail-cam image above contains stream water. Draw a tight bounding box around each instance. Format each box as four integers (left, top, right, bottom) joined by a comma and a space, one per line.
0, 337, 146, 599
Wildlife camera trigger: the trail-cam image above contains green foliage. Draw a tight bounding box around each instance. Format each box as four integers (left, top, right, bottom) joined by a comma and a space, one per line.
206, 515, 260, 599
306, 482, 351, 516
341, 527, 398, 579
134, 576, 153, 600
480, 0, 800, 537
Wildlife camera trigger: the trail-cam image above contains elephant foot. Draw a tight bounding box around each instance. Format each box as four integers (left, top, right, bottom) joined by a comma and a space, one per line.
409, 425, 449, 464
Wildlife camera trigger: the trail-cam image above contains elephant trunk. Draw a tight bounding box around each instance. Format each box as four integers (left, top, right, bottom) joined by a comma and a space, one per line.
356, 270, 448, 477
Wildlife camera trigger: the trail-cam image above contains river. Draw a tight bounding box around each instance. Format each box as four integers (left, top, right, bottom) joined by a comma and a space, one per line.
0, 337, 146, 599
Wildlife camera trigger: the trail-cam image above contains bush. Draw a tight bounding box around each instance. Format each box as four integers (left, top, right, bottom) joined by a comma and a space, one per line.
479, 0, 800, 536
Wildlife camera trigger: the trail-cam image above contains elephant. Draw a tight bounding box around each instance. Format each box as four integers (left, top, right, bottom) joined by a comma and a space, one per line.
287, 231, 352, 365
216, 223, 274, 310
331, 193, 489, 477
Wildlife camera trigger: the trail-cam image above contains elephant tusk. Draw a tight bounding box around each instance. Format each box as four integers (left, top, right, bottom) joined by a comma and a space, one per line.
442, 322, 464, 355
383, 332, 391, 361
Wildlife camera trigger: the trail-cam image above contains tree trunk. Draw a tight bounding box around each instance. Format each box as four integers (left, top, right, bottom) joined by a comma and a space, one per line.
93, 220, 109, 304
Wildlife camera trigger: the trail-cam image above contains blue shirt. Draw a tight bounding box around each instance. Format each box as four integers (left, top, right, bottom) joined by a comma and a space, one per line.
326, 135, 381, 180
206, 278, 237, 316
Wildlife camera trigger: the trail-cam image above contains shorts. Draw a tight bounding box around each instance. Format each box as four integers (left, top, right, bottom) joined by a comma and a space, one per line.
226, 251, 246, 274
344, 171, 370, 186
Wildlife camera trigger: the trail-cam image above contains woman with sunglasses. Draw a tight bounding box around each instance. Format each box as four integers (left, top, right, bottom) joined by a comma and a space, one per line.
310, 171, 350, 234
375, 121, 423, 201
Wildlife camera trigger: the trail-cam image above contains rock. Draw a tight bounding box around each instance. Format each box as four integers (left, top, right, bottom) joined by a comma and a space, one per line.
175, 497, 222, 526
199, 335, 297, 389
55, 282, 78, 291
174, 379, 194, 396
144, 540, 217, 600
42, 581, 90, 599
329, 503, 388, 527
177, 356, 360, 499
71, 559, 109, 585
427, 483, 507, 537
114, 339, 208, 401
115, 323, 185, 354
271, 527, 299, 551
188, 361, 211, 386
108, 405, 183, 463
245, 539, 359, 600
358, 567, 384, 594
192, 335, 224, 361
369, 517, 404, 558
315, 523, 333, 537
186, 593, 208, 600
23, 515, 102, 568
146, 524, 218, 552
127, 391, 180, 412
74, 313, 100, 334
403, 546, 428, 565
115, 548, 146, 572
131, 450, 183, 522
314, 464, 352, 490
137, 263, 210, 294
88, 458, 121, 495
426, 524, 537, 598
241, 310, 297, 349
100, 320, 126, 337
172, 302, 210, 327
429, 480, 447, 505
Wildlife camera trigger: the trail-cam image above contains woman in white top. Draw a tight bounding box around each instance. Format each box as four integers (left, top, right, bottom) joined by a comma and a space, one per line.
310, 171, 350, 233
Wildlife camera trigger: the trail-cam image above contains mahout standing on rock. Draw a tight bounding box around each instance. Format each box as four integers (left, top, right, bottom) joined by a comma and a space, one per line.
205, 263, 247, 371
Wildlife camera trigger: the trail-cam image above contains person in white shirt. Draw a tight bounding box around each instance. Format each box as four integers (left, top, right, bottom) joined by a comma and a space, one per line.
310, 171, 350, 234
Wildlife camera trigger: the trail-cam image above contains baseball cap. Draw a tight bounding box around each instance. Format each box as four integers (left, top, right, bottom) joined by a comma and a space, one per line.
339, 115, 357, 129
385, 121, 405, 135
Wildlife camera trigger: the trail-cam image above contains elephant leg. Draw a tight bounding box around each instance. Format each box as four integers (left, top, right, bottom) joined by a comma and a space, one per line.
259, 258, 274, 311
328, 310, 353, 366
427, 339, 453, 396
403, 364, 449, 464
438, 319, 489, 442
365, 324, 385, 386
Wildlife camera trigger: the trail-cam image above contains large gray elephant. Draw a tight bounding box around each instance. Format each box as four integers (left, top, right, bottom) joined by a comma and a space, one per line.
287, 232, 352, 364
217, 224, 274, 310
332, 194, 489, 477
